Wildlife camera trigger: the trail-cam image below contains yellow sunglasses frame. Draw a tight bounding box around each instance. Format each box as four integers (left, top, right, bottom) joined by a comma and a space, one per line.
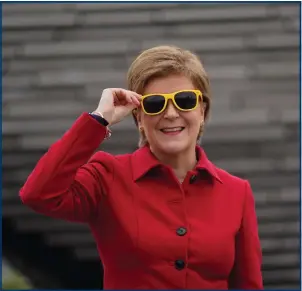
140, 89, 202, 116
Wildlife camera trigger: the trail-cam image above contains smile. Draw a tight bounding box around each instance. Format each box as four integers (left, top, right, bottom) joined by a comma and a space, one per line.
160, 127, 185, 135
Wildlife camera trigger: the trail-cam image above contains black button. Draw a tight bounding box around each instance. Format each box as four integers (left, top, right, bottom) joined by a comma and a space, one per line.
174, 260, 185, 270
189, 175, 197, 184
176, 227, 187, 236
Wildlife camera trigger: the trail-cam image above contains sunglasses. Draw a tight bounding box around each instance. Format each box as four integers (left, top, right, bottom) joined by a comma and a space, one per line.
140, 89, 202, 116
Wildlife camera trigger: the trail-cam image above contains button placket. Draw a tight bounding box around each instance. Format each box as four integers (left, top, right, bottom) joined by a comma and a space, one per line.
189, 174, 198, 184
174, 259, 185, 270
176, 227, 187, 236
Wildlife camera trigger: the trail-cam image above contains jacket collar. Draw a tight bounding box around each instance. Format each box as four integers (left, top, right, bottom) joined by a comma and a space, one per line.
131, 145, 222, 183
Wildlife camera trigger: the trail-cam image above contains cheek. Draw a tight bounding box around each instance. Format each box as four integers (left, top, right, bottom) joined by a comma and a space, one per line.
185, 111, 202, 129
142, 116, 159, 133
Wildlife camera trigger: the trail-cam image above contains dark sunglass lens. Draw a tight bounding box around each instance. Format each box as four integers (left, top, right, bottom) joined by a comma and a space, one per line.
175, 91, 197, 110
143, 95, 165, 113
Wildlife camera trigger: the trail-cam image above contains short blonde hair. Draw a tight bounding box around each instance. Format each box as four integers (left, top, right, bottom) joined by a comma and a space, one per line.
127, 45, 211, 147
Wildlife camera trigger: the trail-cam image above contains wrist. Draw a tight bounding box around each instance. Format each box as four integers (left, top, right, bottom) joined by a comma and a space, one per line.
91, 110, 112, 125
89, 112, 109, 127
89, 112, 112, 139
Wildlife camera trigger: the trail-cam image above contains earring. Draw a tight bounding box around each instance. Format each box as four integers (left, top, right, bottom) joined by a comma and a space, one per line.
198, 120, 205, 136
139, 126, 144, 132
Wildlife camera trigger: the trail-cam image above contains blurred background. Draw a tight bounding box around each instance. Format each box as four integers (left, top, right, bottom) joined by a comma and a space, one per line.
2, 2, 300, 290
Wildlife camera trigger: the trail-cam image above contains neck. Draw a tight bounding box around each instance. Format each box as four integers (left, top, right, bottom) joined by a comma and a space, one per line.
150, 145, 197, 181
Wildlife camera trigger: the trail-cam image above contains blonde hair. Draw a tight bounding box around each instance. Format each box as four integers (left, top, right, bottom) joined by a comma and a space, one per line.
127, 45, 211, 147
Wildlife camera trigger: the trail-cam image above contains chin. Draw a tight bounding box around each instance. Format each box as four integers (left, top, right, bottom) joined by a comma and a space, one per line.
157, 141, 189, 155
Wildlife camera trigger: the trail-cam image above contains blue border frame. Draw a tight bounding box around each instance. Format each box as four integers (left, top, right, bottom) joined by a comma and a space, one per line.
1, 1, 302, 3
299, 2, 302, 290
1, 1, 301, 290
1, 3, 3, 288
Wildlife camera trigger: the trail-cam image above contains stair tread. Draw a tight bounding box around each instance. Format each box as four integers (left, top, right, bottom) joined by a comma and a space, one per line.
2, 2, 299, 289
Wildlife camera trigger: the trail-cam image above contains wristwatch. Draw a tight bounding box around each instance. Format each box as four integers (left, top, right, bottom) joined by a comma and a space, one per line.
89, 112, 111, 139
89, 112, 109, 126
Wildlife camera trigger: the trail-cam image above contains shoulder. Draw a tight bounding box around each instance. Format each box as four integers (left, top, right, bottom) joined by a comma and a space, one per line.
212, 164, 256, 215
198, 146, 248, 192
215, 166, 247, 187
89, 150, 135, 175
212, 164, 252, 199
90, 150, 132, 166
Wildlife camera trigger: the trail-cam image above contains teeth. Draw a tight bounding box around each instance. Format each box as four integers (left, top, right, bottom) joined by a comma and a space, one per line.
162, 127, 183, 132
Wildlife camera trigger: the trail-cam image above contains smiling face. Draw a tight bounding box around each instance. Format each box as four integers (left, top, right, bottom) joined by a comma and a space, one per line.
136, 74, 204, 155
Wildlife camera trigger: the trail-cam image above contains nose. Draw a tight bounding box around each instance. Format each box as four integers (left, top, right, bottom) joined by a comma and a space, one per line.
163, 100, 179, 119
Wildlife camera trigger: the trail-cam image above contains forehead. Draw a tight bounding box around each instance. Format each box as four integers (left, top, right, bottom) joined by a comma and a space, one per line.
143, 74, 195, 95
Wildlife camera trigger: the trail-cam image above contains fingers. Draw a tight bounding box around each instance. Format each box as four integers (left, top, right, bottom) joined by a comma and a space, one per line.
111, 88, 141, 107
97, 88, 142, 126
130, 93, 141, 106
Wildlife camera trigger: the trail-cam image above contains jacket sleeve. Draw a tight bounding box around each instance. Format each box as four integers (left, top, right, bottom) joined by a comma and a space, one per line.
228, 181, 263, 290
19, 112, 114, 223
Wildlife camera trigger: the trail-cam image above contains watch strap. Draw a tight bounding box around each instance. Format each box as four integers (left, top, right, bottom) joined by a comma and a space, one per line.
89, 112, 109, 127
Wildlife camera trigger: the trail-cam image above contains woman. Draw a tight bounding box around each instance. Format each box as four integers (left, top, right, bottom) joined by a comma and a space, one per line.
20, 45, 263, 290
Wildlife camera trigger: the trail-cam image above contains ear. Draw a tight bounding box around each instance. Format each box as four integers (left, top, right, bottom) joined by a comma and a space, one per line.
203, 102, 207, 111
133, 108, 143, 128
201, 101, 207, 116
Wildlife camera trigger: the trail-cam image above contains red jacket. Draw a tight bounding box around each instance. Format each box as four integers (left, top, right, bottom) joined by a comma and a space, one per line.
20, 113, 263, 290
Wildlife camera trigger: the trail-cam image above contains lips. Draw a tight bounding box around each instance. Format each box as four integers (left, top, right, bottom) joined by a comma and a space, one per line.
160, 127, 185, 133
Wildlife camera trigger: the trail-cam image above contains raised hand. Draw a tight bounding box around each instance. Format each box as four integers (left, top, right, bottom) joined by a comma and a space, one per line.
92, 88, 142, 126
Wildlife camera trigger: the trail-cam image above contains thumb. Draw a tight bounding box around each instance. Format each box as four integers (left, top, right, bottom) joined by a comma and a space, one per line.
111, 103, 137, 125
